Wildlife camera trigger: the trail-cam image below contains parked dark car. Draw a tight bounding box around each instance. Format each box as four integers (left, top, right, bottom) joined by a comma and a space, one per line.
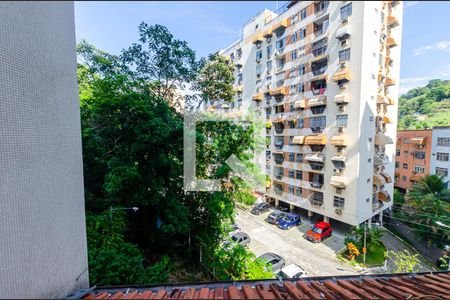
257, 252, 286, 273
276, 205, 289, 212
265, 210, 287, 225
251, 202, 271, 215
277, 214, 301, 230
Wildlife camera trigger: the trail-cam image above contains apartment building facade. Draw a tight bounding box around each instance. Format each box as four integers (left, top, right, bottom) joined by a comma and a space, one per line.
211, 1, 403, 226
430, 126, 450, 188
394, 130, 432, 192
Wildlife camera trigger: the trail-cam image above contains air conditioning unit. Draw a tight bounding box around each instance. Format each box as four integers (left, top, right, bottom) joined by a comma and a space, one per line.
256, 58, 261, 63
335, 209, 343, 215
340, 61, 347, 68
267, 69, 271, 75
256, 43, 262, 49
341, 17, 349, 24
334, 168, 342, 174
338, 82, 348, 89
338, 105, 345, 113
337, 126, 345, 133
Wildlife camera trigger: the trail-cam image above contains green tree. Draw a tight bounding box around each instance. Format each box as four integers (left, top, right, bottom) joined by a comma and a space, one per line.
403, 175, 450, 247
346, 226, 385, 250
387, 249, 421, 273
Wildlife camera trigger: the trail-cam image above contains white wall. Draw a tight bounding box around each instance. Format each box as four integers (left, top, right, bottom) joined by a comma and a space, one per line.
0, 2, 89, 298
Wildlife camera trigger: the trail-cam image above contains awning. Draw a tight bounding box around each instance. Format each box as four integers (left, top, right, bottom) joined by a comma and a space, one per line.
308, 95, 327, 107
272, 117, 285, 123
269, 86, 287, 96
409, 174, 422, 182
373, 174, 386, 186
310, 74, 328, 82
305, 135, 327, 145
263, 28, 273, 37
386, 37, 397, 47
387, 15, 398, 27
309, 54, 328, 64
330, 176, 348, 188
271, 18, 288, 32
331, 155, 346, 162
332, 69, 351, 82
378, 190, 390, 202
252, 93, 263, 101
294, 99, 306, 109
384, 77, 395, 86
411, 137, 426, 145
385, 56, 391, 66
331, 135, 347, 146
292, 136, 305, 145
252, 34, 264, 44
336, 27, 350, 40
383, 116, 393, 124
375, 133, 393, 145
305, 153, 325, 163
272, 151, 284, 156
334, 94, 348, 104
381, 171, 392, 183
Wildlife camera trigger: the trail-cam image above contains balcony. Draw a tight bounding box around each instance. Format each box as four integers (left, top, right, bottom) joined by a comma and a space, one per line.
314, 1, 329, 16
308, 95, 327, 108
377, 95, 395, 105
311, 38, 328, 56
273, 152, 284, 165
294, 99, 306, 110
252, 34, 264, 45
274, 138, 284, 149
310, 181, 324, 189
384, 77, 395, 86
381, 171, 393, 183
305, 153, 325, 164
269, 86, 287, 96
378, 190, 391, 202
309, 192, 324, 207
311, 57, 328, 76
336, 27, 351, 41
305, 135, 327, 146
271, 18, 288, 34
333, 94, 349, 104
373, 174, 386, 186
274, 124, 285, 134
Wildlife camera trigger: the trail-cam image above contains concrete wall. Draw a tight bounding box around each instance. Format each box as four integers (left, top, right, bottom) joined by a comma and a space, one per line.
0, 2, 89, 298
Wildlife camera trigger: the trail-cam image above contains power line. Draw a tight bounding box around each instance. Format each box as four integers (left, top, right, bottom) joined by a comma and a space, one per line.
386, 215, 450, 233
390, 207, 450, 221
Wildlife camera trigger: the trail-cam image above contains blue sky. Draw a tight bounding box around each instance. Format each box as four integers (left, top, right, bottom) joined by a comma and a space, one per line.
74, 1, 450, 94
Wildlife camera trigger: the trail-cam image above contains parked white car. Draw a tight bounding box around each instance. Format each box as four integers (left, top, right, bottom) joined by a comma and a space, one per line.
277, 264, 307, 279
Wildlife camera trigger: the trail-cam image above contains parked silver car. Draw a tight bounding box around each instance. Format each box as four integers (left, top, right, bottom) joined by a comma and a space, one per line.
223, 232, 251, 248
257, 252, 286, 273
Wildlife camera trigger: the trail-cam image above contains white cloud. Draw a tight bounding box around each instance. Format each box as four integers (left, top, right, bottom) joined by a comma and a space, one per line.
399, 77, 431, 94
404, 1, 419, 8
413, 40, 450, 56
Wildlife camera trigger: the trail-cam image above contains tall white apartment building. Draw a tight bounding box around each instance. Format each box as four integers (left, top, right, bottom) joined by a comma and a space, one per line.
430, 126, 450, 188
210, 1, 403, 226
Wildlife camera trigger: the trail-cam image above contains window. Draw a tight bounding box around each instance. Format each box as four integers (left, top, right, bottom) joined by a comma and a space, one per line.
436, 167, 448, 177
300, 8, 307, 20
414, 165, 425, 173
256, 64, 262, 76
336, 114, 348, 127
379, 54, 383, 66
291, 14, 299, 25
310, 116, 326, 133
267, 60, 272, 70
291, 49, 297, 60
299, 27, 306, 39
403, 163, 408, 169
338, 48, 351, 62
403, 150, 409, 156
437, 137, 450, 146
288, 136, 294, 145
413, 151, 426, 159
402, 176, 407, 181
333, 196, 345, 208
395, 161, 400, 168
298, 82, 305, 93
289, 152, 295, 162
437, 152, 449, 161
256, 50, 263, 60
267, 45, 272, 57
340, 3, 352, 20
289, 119, 295, 128
296, 154, 303, 163
289, 185, 294, 194
403, 138, 410, 144
276, 38, 285, 50
298, 118, 304, 128
295, 187, 302, 196
291, 33, 297, 43
396, 150, 400, 157
298, 64, 305, 76
288, 169, 295, 178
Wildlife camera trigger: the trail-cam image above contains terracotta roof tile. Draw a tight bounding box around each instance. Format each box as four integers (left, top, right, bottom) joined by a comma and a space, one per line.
75, 272, 450, 300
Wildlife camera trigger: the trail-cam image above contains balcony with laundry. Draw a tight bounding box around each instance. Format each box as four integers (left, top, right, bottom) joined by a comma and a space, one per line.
310, 78, 327, 96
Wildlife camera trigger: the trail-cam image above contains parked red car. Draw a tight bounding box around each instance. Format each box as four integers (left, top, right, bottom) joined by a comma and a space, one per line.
305, 222, 332, 243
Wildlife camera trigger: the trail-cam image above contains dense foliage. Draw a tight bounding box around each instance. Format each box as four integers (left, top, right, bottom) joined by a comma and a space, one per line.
398, 175, 450, 248
78, 23, 271, 285
398, 79, 450, 129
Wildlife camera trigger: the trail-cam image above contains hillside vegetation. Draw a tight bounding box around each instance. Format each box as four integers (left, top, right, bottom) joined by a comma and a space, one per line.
398, 79, 450, 129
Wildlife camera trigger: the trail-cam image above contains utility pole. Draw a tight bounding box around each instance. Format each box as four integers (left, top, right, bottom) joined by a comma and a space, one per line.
363, 221, 367, 265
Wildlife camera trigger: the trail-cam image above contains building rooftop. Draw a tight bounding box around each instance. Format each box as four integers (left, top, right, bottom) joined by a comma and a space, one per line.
71, 271, 450, 299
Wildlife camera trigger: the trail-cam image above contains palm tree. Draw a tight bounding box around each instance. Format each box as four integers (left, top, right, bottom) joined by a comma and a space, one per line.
407, 174, 449, 203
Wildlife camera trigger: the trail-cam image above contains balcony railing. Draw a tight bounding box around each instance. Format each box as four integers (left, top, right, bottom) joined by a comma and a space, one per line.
310, 181, 324, 189
274, 189, 283, 195
312, 46, 327, 57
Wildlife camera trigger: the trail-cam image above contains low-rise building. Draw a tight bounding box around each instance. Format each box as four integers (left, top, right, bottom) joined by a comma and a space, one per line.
430, 126, 450, 188
394, 130, 432, 192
